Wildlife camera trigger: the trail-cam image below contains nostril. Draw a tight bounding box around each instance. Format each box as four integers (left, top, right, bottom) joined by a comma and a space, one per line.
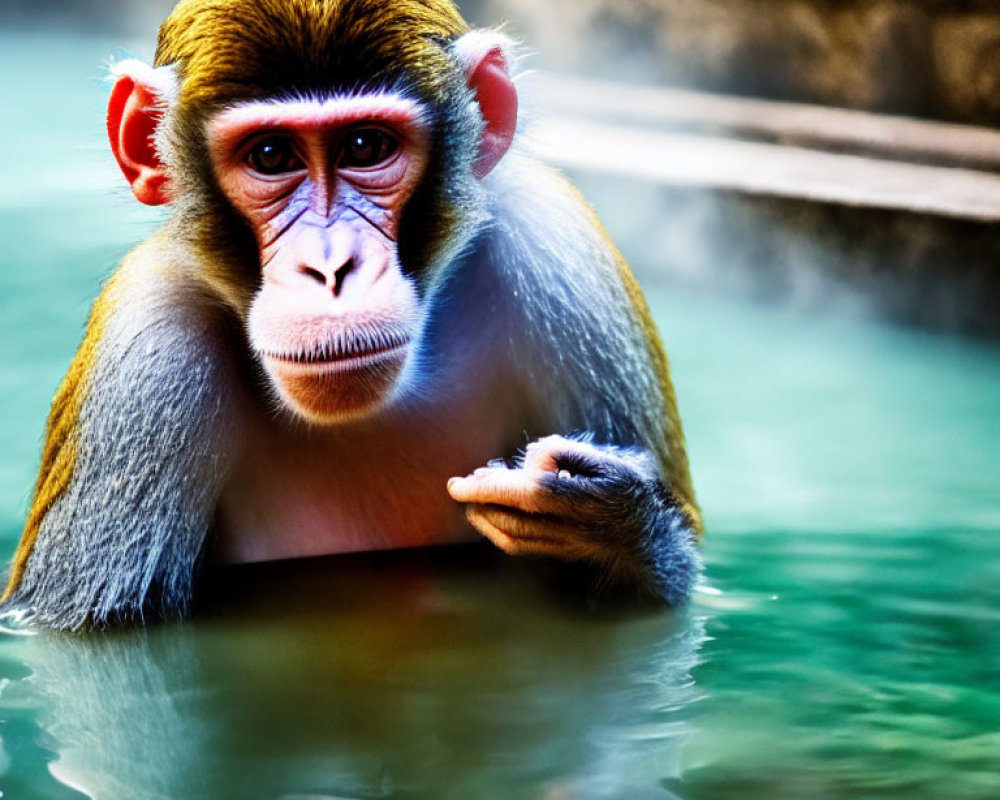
332, 258, 354, 297
299, 265, 326, 286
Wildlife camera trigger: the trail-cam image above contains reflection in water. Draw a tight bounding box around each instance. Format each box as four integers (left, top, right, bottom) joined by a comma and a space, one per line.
20, 628, 207, 800
11, 548, 705, 800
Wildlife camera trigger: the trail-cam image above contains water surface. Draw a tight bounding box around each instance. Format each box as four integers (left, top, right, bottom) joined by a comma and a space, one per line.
1, 31, 998, 800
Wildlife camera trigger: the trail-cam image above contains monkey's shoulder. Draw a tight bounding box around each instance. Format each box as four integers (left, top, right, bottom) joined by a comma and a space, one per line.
482, 154, 639, 314
61, 236, 241, 454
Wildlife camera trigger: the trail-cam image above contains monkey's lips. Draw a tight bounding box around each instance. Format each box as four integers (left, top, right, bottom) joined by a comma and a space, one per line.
258, 332, 412, 423
261, 334, 411, 373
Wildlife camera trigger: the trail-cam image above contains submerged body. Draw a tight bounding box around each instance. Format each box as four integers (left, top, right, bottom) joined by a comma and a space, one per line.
2, 0, 701, 630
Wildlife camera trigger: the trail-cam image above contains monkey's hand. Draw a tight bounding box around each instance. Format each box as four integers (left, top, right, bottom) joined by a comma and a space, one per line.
447, 435, 700, 605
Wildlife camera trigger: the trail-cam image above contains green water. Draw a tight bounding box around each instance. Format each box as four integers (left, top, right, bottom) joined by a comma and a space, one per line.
1, 31, 999, 800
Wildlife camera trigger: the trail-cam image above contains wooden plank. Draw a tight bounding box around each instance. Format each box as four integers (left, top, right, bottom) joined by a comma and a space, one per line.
531, 116, 1000, 221
530, 75, 1000, 173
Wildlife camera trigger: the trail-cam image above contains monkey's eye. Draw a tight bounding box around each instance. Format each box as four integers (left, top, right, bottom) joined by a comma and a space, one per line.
246, 136, 304, 175
340, 128, 398, 169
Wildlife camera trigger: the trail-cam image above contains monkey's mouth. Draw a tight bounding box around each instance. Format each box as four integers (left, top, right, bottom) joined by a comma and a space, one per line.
261, 333, 411, 371
258, 331, 411, 423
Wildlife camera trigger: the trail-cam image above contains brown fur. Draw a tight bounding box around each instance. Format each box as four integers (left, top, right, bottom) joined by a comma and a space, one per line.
156, 0, 467, 111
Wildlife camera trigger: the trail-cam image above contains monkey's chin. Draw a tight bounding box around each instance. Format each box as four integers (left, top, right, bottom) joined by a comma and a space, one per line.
263, 343, 409, 424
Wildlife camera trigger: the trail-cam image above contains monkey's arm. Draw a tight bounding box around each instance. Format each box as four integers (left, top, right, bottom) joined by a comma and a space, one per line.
448, 155, 702, 604
448, 435, 700, 605
1, 259, 234, 630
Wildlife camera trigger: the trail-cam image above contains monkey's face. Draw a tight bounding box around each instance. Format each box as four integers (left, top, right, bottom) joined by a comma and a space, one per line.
208, 96, 431, 424
108, 4, 517, 427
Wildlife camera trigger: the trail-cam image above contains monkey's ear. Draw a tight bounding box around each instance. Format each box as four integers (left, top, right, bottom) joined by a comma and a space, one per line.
107, 60, 177, 206
453, 31, 518, 180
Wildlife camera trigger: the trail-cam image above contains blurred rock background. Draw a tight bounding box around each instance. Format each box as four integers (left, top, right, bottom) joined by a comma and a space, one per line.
472, 0, 1000, 128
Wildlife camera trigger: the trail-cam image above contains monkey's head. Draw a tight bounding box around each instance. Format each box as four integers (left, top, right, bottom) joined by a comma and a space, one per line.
107, 0, 517, 423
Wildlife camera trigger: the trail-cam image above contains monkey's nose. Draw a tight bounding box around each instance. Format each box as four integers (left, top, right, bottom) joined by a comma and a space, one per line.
297, 258, 356, 296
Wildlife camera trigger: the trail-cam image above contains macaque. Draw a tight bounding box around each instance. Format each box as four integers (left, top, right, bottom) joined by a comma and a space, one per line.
2, 0, 702, 630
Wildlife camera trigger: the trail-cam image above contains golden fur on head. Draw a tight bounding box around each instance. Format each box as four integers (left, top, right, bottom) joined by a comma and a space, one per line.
155, 0, 469, 112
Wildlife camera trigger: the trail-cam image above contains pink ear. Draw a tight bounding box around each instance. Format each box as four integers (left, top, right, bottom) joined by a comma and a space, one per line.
466, 47, 517, 179
107, 75, 171, 205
